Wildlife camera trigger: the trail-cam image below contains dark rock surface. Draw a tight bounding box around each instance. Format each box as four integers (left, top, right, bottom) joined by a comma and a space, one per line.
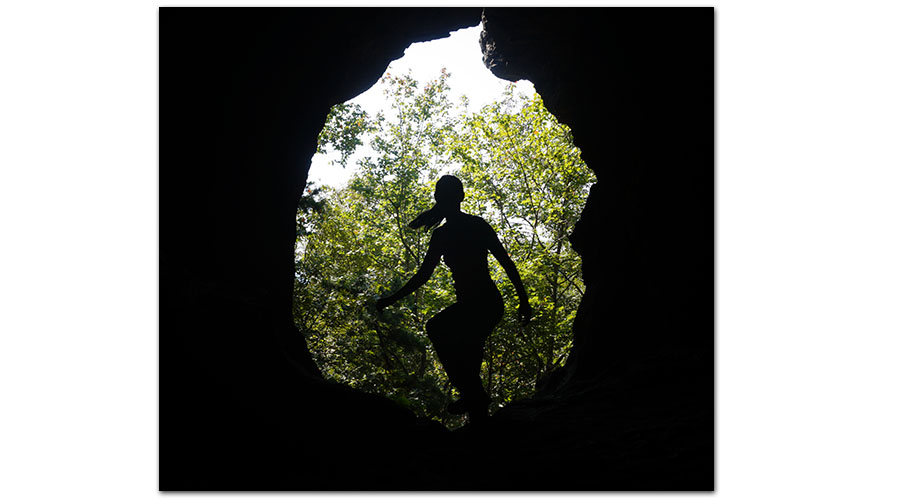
161, 7, 712, 490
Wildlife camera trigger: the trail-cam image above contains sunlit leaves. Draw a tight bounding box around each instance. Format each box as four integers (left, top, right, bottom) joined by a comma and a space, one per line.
317, 103, 376, 168
295, 72, 594, 427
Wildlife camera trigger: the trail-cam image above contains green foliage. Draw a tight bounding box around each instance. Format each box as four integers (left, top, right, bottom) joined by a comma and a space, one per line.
296, 182, 326, 237
316, 103, 376, 168
295, 70, 593, 428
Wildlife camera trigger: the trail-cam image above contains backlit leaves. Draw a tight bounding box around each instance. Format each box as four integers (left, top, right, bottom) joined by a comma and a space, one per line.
295, 72, 594, 427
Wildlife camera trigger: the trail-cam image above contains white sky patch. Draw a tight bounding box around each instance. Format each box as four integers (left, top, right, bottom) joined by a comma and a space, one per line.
307, 23, 535, 190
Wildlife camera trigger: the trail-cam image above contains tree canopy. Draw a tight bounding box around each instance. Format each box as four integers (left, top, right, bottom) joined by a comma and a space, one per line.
295, 70, 594, 428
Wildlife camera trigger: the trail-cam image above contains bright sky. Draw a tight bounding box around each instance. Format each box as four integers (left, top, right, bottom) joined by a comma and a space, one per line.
307, 23, 535, 190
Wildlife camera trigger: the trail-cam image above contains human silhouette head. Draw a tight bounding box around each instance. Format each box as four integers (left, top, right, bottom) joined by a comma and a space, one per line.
409, 175, 465, 230
434, 174, 464, 208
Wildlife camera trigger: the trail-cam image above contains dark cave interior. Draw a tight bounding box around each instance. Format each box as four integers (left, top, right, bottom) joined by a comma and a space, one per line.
161, 7, 713, 490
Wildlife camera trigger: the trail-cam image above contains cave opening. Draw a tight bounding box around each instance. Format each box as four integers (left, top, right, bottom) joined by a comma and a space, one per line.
162, 7, 713, 489
292, 24, 594, 428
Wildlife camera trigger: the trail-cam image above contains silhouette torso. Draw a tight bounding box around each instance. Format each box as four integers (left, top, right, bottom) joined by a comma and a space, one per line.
433, 213, 499, 302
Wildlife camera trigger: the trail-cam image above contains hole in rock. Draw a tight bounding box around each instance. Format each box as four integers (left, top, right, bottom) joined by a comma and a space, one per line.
294, 24, 594, 429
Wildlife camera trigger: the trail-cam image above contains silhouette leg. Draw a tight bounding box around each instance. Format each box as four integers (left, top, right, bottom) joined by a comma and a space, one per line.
426, 310, 490, 421
426, 307, 488, 418
455, 334, 490, 421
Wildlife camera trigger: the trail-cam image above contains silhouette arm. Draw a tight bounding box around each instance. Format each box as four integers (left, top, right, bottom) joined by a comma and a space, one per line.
486, 225, 532, 324
376, 233, 442, 311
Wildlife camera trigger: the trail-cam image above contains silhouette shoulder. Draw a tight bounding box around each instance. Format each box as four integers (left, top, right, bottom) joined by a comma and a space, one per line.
468, 214, 487, 225
471, 215, 495, 233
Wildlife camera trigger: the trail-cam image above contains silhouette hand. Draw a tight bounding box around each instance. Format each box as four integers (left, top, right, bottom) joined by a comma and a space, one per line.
376, 297, 390, 313
518, 300, 532, 326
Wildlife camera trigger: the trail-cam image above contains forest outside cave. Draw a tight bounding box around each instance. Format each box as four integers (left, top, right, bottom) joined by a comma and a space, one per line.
292, 26, 595, 428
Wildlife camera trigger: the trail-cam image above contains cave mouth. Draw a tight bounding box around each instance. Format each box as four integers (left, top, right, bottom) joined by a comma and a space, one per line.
293, 25, 594, 429
161, 7, 714, 490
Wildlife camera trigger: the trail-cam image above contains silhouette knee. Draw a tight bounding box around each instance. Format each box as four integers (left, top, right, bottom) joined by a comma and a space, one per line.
426, 316, 447, 343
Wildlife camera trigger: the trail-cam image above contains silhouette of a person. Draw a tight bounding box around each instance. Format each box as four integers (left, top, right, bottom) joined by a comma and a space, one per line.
376, 175, 531, 423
